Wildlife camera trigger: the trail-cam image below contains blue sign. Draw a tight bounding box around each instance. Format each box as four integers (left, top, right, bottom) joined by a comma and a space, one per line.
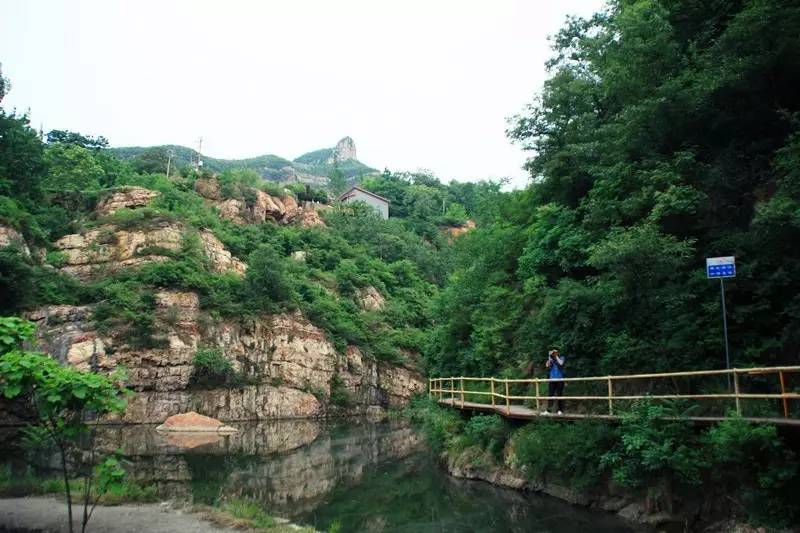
706, 256, 736, 278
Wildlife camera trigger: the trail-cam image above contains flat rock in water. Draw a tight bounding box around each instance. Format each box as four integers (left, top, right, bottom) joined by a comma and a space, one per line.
156, 411, 238, 433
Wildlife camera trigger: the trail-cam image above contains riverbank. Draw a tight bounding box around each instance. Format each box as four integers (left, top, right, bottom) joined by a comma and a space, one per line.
406, 398, 799, 531
0, 497, 316, 532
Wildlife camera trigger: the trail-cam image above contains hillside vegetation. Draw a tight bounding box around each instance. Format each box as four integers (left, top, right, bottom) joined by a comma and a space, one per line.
0, 98, 494, 365
2, 0, 800, 525
427, 0, 800, 379
413, 0, 800, 528
109, 140, 377, 183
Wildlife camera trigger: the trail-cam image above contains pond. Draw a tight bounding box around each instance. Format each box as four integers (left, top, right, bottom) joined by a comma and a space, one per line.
1, 419, 637, 532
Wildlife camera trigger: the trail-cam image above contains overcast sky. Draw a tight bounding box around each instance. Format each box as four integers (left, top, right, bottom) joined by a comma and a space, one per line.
1, 0, 604, 188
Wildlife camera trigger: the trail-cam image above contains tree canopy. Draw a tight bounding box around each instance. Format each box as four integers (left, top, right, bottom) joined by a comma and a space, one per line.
427, 0, 800, 378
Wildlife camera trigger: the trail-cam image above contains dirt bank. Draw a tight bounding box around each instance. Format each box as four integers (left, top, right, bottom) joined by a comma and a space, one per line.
0, 497, 235, 532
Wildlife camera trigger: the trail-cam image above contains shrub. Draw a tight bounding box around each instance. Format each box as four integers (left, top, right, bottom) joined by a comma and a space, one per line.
245, 246, 297, 312
461, 414, 510, 459
329, 374, 352, 407
221, 499, 276, 529
704, 417, 799, 527
45, 250, 67, 267
513, 419, 615, 490
407, 397, 464, 454
190, 347, 240, 389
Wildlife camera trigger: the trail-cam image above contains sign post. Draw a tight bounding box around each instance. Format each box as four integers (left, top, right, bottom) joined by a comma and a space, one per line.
706, 256, 735, 388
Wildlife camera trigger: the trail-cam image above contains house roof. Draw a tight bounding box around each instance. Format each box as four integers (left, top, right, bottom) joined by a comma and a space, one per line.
337, 186, 390, 204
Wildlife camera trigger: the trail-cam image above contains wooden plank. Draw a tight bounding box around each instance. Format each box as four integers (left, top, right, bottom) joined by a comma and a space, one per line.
780, 370, 789, 418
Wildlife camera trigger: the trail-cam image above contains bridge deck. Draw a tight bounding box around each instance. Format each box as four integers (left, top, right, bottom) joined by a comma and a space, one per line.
437, 398, 800, 427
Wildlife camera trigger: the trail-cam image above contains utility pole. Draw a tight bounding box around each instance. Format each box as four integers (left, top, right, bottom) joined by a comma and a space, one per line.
195, 137, 203, 172
166, 149, 174, 179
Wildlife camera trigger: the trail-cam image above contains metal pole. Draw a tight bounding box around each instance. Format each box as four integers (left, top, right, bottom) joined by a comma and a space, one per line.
720, 278, 732, 389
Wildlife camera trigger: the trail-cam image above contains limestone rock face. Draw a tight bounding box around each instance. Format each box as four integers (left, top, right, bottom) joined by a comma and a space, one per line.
25, 305, 101, 369
297, 204, 326, 228
266, 312, 338, 395
24, 291, 425, 423
193, 177, 326, 228
377, 363, 426, 407
120, 385, 322, 424
329, 137, 357, 163
199, 230, 246, 275
193, 177, 222, 201
357, 286, 385, 311
95, 187, 160, 216
0, 225, 30, 257
53, 223, 244, 280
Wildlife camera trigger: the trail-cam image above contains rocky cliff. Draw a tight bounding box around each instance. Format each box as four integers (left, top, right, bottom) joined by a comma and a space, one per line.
329, 137, 357, 163
193, 177, 326, 228
25, 292, 424, 424
3, 184, 426, 424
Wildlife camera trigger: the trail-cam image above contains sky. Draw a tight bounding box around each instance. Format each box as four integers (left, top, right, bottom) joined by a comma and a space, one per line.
1, 0, 605, 189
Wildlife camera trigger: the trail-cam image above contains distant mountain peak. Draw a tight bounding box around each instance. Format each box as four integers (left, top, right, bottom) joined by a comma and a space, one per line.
109, 136, 377, 187
330, 136, 357, 163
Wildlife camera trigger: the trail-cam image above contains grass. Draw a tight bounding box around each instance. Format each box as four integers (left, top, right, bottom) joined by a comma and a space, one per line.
195, 499, 317, 532
0, 465, 158, 504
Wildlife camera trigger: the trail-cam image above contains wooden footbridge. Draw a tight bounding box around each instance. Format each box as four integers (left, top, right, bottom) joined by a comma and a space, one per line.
429, 366, 800, 427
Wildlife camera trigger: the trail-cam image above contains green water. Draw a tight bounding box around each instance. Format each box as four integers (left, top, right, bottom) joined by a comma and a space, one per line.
1, 419, 637, 532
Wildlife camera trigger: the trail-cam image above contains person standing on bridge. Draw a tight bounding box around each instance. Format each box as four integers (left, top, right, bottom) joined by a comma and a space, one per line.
542, 349, 565, 415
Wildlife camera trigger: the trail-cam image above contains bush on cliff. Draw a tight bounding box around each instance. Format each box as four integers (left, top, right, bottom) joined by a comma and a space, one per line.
190, 347, 246, 389
461, 414, 510, 460
513, 419, 616, 491
704, 417, 799, 527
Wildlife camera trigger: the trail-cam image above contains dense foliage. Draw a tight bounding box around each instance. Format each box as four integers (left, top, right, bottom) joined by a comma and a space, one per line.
410, 398, 799, 526
427, 0, 800, 380
0, 88, 492, 366
0, 318, 132, 533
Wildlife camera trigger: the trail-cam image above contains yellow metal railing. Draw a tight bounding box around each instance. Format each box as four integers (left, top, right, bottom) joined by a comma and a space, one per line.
429, 366, 800, 419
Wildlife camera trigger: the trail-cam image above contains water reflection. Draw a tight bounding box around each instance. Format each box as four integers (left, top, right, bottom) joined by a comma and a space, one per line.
2, 420, 637, 532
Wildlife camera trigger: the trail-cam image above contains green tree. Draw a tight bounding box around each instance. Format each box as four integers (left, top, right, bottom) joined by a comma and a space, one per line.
0, 111, 46, 199
43, 143, 105, 191
0, 318, 131, 533
0, 63, 9, 103
328, 164, 347, 195
46, 129, 109, 150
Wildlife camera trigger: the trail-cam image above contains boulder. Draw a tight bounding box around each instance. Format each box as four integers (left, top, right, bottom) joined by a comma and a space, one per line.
96, 187, 160, 216
357, 285, 385, 311
156, 411, 238, 433
194, 177, 222, 200
200, 230, 247, 276
0, 225, 31, 257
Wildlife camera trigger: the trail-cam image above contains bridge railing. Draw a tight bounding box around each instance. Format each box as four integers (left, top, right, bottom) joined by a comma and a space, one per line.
429, 366, 800, 419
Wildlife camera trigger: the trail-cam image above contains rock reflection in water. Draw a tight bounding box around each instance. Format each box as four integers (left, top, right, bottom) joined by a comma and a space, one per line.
92, 418, 422, 514
2, 420, 636, 532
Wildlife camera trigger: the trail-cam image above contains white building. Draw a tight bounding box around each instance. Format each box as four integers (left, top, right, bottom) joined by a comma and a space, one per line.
337, 186, 389, 219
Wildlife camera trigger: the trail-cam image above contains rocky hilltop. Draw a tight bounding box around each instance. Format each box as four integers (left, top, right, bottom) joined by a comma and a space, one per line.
1, 183, 425, 425
108, 137, 377, 186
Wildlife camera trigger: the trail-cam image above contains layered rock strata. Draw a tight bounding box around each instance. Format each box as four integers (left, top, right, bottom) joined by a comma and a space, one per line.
25, 291, 425, 424
52, 222, 245, 280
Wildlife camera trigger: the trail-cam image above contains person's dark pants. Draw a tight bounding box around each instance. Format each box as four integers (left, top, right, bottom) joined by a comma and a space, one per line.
548, 380, 564, 412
